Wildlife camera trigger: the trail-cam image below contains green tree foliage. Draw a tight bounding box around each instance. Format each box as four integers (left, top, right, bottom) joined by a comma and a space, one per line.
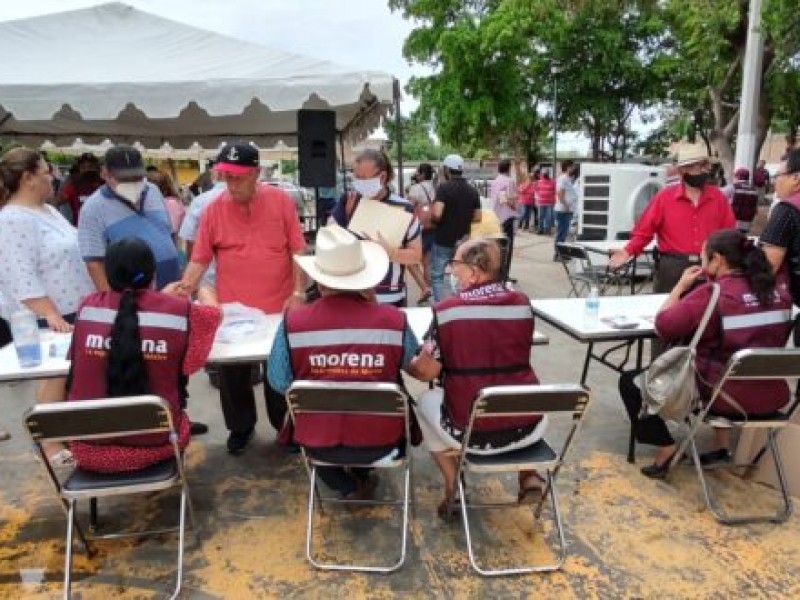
389, 0, 550, 168
384, 114, 449, 161
391, 0, 800, 168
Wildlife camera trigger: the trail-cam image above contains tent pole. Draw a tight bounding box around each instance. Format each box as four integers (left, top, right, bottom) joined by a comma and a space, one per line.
338, 132, 347, 191
393, 78, 404, 194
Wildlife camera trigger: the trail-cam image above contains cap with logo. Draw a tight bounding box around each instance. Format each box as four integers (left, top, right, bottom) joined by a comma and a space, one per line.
215, 142, 260, 175
104, 145, 146, 180
442, 154, 464, 171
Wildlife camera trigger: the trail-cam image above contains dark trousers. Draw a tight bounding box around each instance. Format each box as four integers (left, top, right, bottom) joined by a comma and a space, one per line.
501, 217, 515, 278
306, 444, 401, 496
0, 318, 11, 347
619, 370, 675, 447
218, 363, 287, 434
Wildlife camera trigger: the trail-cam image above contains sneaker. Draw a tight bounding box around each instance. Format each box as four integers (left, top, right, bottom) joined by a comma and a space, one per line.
227, 428, 255, 454
698, 448, 732, 467
190, 421, 209, 436
0, 429, 9, 442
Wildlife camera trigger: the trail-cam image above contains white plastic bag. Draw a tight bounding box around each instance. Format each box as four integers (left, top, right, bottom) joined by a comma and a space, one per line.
214, 303, 272, 344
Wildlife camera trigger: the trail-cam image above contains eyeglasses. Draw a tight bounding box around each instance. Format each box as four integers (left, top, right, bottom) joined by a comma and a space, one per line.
446, 259, 474, 268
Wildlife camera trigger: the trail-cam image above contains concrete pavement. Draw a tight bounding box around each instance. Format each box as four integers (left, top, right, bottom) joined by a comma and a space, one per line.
1, 229, 799, 598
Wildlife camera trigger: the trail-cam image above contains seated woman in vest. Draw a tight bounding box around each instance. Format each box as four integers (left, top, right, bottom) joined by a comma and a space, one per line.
67, 237, 220, 473
414, 238, 547, 517
268, 224, 430, 499
620, 228, 793, 479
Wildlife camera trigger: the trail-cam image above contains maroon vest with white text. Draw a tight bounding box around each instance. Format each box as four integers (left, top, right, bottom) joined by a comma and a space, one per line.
731, 182, 759, 223
435, 282, 540, 431
286, 294, 406, 447
68, 290, 190, 445
697, 276, 793, 415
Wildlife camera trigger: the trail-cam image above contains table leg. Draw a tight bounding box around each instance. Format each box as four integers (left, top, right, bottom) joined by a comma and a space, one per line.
635, 339, 644, 370
580, 343, 593, 386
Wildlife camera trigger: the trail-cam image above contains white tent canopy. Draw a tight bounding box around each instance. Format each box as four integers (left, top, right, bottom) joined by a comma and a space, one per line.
0, 2, 397, 149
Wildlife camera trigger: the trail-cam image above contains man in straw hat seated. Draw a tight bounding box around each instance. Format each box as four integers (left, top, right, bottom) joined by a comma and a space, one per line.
267, 224, 434, 500
609, 147, 735, 295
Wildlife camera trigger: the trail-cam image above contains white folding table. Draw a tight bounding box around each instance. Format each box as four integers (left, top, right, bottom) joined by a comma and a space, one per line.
0, 307, 549, 382
531, 294, 667, 462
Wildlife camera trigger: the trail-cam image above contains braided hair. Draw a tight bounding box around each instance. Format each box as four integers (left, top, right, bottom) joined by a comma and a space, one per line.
104, 238, 156, 397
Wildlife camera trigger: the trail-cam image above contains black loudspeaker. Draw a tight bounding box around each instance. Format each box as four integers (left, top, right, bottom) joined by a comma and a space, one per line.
298, 110, 336, 187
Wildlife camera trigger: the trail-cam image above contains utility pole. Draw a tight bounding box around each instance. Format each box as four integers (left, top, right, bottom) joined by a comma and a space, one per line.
734, 0, 764, 179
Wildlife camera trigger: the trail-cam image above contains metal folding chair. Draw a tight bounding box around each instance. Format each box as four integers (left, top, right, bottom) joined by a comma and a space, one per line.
447, 384, 590, 576
285, 381, 412, 573
614, 231, 654, 294
555, 243, 627, 297
23, 396, 193, 600
670, 348, 800, 525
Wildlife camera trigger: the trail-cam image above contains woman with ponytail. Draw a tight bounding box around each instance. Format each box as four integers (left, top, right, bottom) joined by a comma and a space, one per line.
67, 238, 220, 473
619, 228, 794, 479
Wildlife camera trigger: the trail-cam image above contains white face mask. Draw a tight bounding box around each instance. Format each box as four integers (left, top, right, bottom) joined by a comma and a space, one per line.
352, 177, 383, 198
449, 272, 461, 293
115, 180, 145, 203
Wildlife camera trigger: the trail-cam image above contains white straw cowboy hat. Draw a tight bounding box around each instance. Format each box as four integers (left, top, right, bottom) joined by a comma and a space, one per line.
294, 224, 389, 290
674, 147, 718, 168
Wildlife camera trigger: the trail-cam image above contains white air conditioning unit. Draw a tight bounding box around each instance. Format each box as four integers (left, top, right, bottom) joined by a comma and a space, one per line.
577, 163, 667, 241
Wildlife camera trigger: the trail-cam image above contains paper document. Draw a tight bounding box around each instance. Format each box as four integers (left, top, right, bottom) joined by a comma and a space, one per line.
347, 198, 413, 248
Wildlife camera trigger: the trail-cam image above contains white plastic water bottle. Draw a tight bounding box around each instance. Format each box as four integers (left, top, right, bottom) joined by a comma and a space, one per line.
584, 286, 600, 328
9, 309, 42, 368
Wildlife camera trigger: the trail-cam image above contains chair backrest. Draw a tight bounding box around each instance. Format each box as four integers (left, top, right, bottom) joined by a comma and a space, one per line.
286, 381, 408, 418
471, 384, 590, 421
722, 348, 800, 380
555, 243, 590, 262
24, 395, 173, 444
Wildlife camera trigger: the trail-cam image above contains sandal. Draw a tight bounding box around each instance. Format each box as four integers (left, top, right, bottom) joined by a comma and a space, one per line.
417, 290, 433, 305
517, 471, 546, 502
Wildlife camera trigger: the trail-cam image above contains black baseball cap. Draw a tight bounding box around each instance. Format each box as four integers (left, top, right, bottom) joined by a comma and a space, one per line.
215, 142, 260, 175
104, 145, 146, 180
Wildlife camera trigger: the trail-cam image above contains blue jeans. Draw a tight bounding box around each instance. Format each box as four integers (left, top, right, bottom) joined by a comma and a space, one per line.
554, 211, 573, 249
431, 242, 456, 302
538, 205, 554, 233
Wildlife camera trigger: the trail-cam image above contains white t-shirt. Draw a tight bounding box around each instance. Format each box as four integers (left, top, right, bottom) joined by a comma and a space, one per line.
407, 181, 435, 207
555, 174, 578, 213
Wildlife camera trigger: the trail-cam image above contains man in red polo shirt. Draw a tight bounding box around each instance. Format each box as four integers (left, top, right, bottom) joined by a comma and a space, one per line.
609, 149, 735, 294
168, 141, 307, 454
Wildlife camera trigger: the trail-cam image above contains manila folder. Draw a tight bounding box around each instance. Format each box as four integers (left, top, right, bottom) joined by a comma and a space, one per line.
347, 198, 413, 248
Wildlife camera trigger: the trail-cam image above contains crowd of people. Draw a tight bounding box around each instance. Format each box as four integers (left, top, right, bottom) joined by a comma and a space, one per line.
0, 138, 799, 514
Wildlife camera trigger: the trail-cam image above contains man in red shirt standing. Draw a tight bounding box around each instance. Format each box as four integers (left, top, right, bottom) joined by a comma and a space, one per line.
609, 149, 736, 294
168, 142, 307, 454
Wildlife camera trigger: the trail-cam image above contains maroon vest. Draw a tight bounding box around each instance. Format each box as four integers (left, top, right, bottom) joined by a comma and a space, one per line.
434, 282, 539, 431
286, 294, 406, 447
698, 276, 793, 415
731, 182, 759, 223
68, 290, 190, 445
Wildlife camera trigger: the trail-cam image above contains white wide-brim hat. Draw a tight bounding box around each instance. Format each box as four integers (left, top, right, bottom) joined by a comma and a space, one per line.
294, 224, 389, 291
675, 147, 718, 168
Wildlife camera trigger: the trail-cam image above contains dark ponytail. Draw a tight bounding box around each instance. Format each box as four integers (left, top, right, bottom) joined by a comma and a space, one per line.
705, 229, 775, 305
106, 289, 149, 397
103, 238, 156, 398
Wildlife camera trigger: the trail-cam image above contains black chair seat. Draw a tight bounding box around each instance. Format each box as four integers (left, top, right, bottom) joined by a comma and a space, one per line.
64, 458, 178, 492
465, 439, 556, 467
